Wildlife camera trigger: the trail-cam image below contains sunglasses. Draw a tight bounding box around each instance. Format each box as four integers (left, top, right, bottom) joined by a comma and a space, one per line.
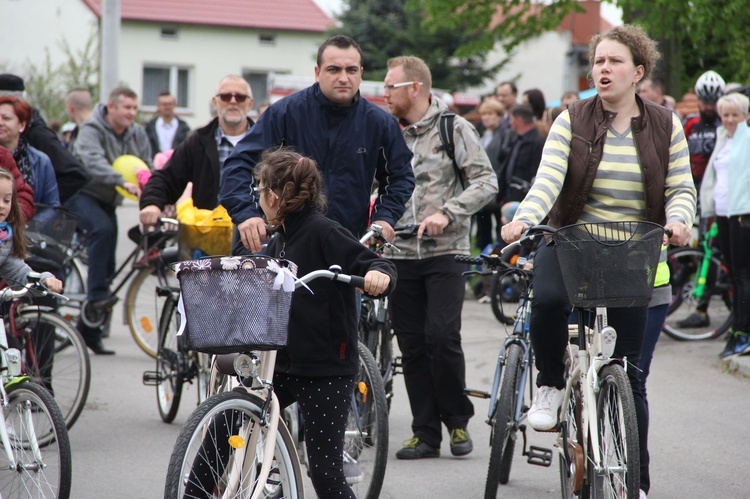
216, 93, 250, 103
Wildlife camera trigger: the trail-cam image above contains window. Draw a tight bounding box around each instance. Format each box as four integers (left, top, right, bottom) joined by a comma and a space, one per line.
160, 27, 178, 39
142, 65, 190, 109
259, 34, 276, 46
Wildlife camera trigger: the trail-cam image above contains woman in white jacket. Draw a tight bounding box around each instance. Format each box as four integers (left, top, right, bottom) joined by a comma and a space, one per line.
700, 91, 750, 357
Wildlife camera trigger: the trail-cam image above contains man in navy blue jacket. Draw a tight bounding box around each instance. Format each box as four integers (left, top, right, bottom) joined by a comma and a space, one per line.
220, 35, 415, 252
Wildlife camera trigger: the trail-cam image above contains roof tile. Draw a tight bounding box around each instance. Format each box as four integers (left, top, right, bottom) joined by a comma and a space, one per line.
83, 0, 334, 32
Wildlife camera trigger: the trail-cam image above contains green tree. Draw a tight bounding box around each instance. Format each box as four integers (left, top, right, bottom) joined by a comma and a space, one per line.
330, 0, 580, 91
13, 31, 99, 124
612, 0, 750, 95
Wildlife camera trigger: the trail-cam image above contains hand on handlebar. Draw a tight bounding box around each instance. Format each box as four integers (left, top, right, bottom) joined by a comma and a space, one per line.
371, 220, 394, 243
360, 270, 391, 297
238, 217, 269, 253
501, 220, 527, 244
664, 221, 691, 247
418, 212, 450, 239
42, 277, 63, 294
139, 205, 162, 227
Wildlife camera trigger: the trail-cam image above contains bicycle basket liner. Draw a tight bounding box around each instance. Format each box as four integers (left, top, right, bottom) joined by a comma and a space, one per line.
553, 221, 664, 308
176, 200, 233, 258
178, 224, 233, 259
174, 256, 297, 354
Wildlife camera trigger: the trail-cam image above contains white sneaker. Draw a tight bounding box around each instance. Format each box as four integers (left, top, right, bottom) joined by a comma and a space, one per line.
639, 490, 648, 499
528, 386, 564, 431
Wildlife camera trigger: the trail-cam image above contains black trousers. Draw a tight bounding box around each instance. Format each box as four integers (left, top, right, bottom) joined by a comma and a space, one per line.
530, 242, 651, 492
391, 255, 474, 449
727, 215, 750, 332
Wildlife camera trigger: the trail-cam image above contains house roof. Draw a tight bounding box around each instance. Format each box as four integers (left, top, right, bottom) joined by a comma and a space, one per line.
82, 0, 334, 33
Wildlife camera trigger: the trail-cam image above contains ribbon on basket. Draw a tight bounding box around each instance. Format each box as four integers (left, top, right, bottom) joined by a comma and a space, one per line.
267, 259, 311, 294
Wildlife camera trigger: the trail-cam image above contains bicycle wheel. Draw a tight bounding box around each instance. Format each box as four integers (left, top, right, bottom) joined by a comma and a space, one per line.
662, 248, 732, 341
0, 382, 72, 498
59, 255, 87, 321
346, 341, 388, 499
589, 365, 639, 499
125, 266, 177, 358
485, 343, 524, 498
559, 346, 588, 499
17, 308, 91, 430
155, 295, 183, 423
165, 391, 304, 499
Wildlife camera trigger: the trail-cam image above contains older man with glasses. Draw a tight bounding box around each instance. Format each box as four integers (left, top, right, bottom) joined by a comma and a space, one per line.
140, 74, 254, 227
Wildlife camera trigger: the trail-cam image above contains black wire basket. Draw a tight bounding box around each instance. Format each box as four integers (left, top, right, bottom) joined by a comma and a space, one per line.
25, 205, 80, 272
553, 221, 665, 308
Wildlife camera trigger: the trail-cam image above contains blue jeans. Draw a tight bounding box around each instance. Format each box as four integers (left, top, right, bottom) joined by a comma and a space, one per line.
64, 193, 117, 303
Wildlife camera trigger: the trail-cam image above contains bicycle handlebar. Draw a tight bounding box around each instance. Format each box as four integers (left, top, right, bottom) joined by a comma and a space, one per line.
0, 272, 68, 303
296, 266, 365, 290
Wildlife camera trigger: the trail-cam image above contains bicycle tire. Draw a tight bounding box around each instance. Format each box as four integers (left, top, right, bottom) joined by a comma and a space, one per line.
125, 267, 177, 358
346, 341, 389, 499
484, 342, 524, 498
589, 365, 639, 499
559, 346, 588, 499
155, 295, 183, 423
17, 307, 91, 430
663, 248, 732, 341
0, 382, 72, 498
165, 391, 304, 499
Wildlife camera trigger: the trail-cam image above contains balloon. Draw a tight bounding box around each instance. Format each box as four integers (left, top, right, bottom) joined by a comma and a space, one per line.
112, 155, 149, 201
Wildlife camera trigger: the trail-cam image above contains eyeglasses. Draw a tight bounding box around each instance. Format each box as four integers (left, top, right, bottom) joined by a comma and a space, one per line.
253, 185, 278, 199
383, 81, 422, 93
216, 93, 250, 103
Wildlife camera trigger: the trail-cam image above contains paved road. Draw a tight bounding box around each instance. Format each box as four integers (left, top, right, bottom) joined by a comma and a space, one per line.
68, 201, 749, 498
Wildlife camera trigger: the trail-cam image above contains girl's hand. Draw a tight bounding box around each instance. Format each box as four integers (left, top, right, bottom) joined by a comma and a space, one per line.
43, 277, 63, 294
361, 270, 390, 297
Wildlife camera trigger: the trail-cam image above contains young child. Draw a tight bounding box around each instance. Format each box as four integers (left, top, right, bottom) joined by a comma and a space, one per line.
0, 168, 62, 293
256, 148, 396, 498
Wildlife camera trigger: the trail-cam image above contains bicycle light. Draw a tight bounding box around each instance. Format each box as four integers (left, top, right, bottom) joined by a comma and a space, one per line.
5, 348, 21, 377
234, 353, 260, 377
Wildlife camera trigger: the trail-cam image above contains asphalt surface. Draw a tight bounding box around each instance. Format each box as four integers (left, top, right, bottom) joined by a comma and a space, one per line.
66, 201, 750, 498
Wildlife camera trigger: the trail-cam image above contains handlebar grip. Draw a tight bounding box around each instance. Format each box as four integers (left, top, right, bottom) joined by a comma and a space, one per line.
454, 255, 483, 265
348, 275, 365, 288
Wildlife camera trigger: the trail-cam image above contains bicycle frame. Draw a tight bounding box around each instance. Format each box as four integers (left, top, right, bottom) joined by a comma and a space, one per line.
560, 307, 622, 483
692, 221, 718, 299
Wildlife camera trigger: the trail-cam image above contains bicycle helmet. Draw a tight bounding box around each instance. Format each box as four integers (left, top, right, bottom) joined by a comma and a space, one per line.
695, 70, 725, 103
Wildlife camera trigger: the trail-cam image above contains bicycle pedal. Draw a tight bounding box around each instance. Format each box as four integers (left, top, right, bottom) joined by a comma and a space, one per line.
526, 445, 553, 467
464, 388, 491, 399
142, 371, 164, 385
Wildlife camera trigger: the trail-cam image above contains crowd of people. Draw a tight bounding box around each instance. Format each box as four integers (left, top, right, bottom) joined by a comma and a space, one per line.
1, 21, 749, 499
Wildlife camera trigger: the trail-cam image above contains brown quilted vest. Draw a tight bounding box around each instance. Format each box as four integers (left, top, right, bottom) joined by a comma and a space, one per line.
548, 95, 673, 227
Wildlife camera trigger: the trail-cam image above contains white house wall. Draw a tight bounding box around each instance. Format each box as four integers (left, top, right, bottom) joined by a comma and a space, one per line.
122, 22, 327, 128
0, 0, 97, 74
470, 30, 576, 105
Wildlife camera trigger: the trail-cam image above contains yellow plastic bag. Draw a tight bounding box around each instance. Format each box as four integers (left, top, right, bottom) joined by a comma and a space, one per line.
176, 199, 233, 257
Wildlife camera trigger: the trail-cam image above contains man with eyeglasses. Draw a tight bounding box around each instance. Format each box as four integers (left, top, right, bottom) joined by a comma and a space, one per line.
140, 75, 254, 226
220, 35, 414, 253
381, 56, 497, 461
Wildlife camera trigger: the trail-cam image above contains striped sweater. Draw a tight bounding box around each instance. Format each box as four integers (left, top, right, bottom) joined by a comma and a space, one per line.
514, 110, 695, 227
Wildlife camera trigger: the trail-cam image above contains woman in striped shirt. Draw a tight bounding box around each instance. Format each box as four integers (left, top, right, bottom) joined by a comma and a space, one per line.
501, 25, 696, 499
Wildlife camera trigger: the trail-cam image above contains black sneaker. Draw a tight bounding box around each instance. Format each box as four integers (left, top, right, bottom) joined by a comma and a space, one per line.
395, 437, 440, 460
449, 428, 473, 456
719, 330, 750, 358
676, 311, 710, 328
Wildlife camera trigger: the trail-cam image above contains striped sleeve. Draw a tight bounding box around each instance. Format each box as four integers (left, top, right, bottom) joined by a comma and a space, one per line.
664, 113, 697, 225
513, 111, 571, 226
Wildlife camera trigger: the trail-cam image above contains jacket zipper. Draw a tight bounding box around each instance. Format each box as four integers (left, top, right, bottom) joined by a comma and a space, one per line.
571, 133, 593, 153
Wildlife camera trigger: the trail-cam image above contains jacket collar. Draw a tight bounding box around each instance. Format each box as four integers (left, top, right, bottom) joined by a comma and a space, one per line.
403, 96, 448, 137
590, 93, 650, 134
312, 83, 361, 113
275, 205, 317, 237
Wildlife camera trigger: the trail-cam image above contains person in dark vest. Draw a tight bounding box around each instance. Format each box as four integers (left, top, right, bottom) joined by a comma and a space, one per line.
501, 25, 696, 498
